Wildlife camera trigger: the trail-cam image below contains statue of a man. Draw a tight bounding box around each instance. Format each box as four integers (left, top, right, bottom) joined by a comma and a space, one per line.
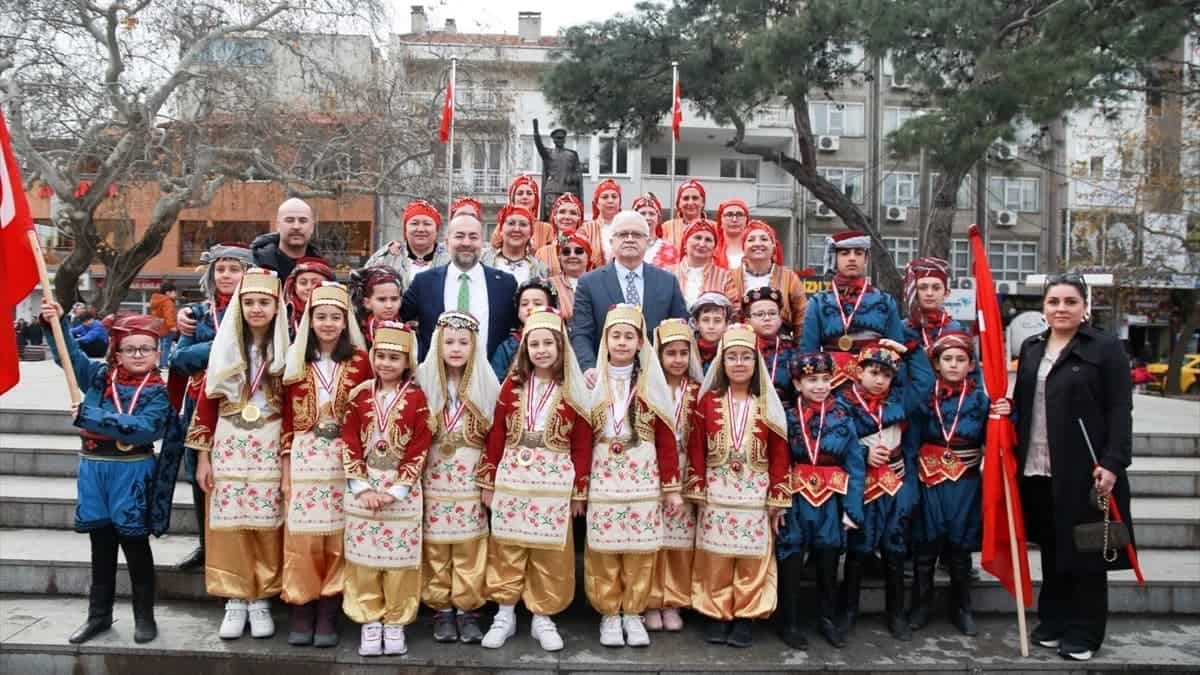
533, 118, 582, 221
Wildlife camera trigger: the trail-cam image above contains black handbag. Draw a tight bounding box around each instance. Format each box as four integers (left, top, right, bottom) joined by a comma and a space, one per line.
1073, 489, 1129, 562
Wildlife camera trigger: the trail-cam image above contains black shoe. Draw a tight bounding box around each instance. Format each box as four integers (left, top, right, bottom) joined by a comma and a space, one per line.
131, 583, 157, 644
703, 619, 729, 645
1057, 638, 1095, 661
908, 548, 937, 631
457, 611, 484, 644
727, 619, 753, 648
883, 554, 911, 641
838, 553, 863, 635
175, 545, 205, 572
312, 596, 340, 648
777, 554, 807, 651
69, 585, 114, 644
817, 618, 846, 648
287, 602, 316, 646
779, 622, 808, 650
433, 610, 459, 643
947, 549, 977, 637
814, 549, 845, 648
1031, 623, 1062, 649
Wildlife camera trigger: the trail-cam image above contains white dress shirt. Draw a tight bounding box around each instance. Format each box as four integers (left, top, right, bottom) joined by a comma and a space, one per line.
443, 262, 490, 341
681, 264, 704, 307
613, 259, 646, 306
600, 221, 616, 260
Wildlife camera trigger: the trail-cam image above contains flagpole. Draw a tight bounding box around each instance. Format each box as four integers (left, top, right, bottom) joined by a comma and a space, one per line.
446, 57, 457, 221
1000, 446, 1030, 656
27, 230, 81, 406
669, 61, 679, 222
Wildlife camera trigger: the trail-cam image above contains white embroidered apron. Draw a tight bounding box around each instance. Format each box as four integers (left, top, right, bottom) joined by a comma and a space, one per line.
286, 406, 348, 534
490, 431, 575, 550
209, 415, 284, 531
586, 428, 663, 553
422, 416, 488, 544
343, 428, 424, 570
662, 426, 697, 550
696, 401, 769, 558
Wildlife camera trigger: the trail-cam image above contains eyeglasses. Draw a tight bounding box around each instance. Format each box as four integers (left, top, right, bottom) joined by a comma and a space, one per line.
560, 247, 587, 256
118, 346, 158, 357
1044, 272, 1088, 293
613, 231, 647, 240
749, 310, 780, 320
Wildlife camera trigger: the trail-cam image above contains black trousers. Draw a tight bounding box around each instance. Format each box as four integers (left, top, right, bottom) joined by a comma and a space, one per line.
1021, 476, 1108, 651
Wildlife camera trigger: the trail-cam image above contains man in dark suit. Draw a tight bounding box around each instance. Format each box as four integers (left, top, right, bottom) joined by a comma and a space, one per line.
571, 210, 688, 379
401, 214, 518, 359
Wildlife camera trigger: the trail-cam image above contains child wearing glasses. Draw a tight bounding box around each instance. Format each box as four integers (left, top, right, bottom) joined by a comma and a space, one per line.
744, 287, 798, 403
40, 301, 173, 646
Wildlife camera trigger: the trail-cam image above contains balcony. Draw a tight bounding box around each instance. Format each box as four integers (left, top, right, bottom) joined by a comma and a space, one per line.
453, 168, 506, 194
397, 90, 512, 119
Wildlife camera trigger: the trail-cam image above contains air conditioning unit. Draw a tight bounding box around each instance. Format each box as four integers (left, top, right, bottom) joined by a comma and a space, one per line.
890, 74, 911, 89
994, 209, 1018, 227
817, 135, 840, 152
956, 277, 976, 291
991, 142, 1018, 162
814, 202, 835, 219
885, 205, 907, 222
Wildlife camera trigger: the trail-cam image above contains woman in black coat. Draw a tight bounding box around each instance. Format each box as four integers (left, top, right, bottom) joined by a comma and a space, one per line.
1012, 274, 1136, 662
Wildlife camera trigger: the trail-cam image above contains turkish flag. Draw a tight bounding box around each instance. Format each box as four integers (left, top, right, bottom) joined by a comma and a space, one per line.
0, 111, 40, 395
439, 77, 454, 144
970, 224, 1033, 607
671, 78, 683, 142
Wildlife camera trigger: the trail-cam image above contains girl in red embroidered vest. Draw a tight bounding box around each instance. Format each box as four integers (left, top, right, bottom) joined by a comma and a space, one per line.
188, 269, 290, 640
584, 304, 683, 648
414, 312, 502, 644
349, 266, 403, 348
685, 323, 791, 648
279, 283, 371, 647
645, 318, 705, 633
475, 308, 593, 652
340, 322, 432, 657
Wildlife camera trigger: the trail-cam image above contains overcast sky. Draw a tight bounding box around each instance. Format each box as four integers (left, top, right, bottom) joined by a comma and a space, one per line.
389, 1, 642, 35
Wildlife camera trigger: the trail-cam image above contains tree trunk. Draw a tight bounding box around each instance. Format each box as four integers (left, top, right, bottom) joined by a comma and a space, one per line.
95, 197, 187, 316
1165, 289, 1199, 394
51, 212, 98, 309
922, 167, 971, 260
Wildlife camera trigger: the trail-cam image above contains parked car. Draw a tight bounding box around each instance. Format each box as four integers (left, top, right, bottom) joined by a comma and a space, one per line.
1147, 354, 1200, 394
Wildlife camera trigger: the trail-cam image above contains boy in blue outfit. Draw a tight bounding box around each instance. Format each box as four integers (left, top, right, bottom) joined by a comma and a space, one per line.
42, 300, 174, 645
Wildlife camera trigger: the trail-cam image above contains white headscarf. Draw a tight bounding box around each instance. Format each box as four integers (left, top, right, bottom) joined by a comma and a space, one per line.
283, 282, 368, 385
587, 304, 676, 431
416, 311, 501, 428
698, 323, 786, 439
206, 269, 290, 403
517, 307, 590, 417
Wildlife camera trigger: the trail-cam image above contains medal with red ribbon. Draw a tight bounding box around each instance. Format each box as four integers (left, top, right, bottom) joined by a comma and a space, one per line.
525, 378, 557, 431
851, 384, 884, 433
240, 356, 270, 423
110, 371, 154, 451
726, 390, 753, 451
672, 380, 689, 435
921, 311, 949, 351
768, 337, 781, 381
832, 280, 869, 351
607, 377, 637, 455
313, 359, 341, 402
372, 380, 410, 453
798, 400, 827, 466
443, 396, 467, 433
933, 383, 969, 446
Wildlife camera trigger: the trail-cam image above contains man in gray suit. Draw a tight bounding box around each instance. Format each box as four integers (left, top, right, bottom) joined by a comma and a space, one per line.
570, 210, 689, 382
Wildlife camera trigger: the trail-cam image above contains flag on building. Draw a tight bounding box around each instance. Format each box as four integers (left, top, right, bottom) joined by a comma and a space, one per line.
439, 75, 454, 144
671, 78, 683, 142
0, 111, 40, 395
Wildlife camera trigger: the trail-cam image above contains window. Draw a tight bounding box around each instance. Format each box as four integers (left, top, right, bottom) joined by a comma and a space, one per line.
930, 174, 973, 209
884, 237, 917, 269
470, 140, 504, 193
950, 238, 971, 279
650, 156, 689, 175
1089, 156, 1105, 179
809, 101, 865, 137
806, 234, 830, 272
816, 167, 865, 204
882, 107, 922, 135
179, 220, 270, 267
987, 177, 1039, 212
313, 221, 372, 267
719, 158, 759, 180
882, 172, 919, 207
988, 240, 1039, 282
598, 136, 629, 175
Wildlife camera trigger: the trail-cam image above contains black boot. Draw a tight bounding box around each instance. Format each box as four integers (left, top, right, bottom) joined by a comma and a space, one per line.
948, 549, 977, 636
287, 601, 316, 645
883, 553, 911, 641
177, 482, 206, 571
69, 585, 115, 644
814, 549, 845, 648
908, 546, 938, 631
131, 583, 158, 643
777, 554, 808, 650
837, 552, 863, 635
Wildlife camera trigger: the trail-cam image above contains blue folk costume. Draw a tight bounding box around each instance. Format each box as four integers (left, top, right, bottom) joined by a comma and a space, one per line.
160, 243, 255, 571
908, 331, 988, 637
836, 343, 932, 642
900, 256, 980, 395
776, 352, 864, 650
490, 277, 560, 380
46, 312, 175, 645
799, 232, 903, 388
744, 286, 798, 404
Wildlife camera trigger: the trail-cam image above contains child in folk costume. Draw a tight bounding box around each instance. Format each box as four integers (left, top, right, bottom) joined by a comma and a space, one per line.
689, 292, 734, 374
909, 332, 1009, 636
282, 257, 336, 337
836, 341, 931, 641
188, 269, 291, 640
644, 318, 705, 633
684, 323, 791, 648
167, 242, 254, 571
490, 278, 559, 380
348, 265, 404, 347
475, 308, 594, 652
40, 303, 172, 645
340, 322, 432, 657
584, 304, 684, 648
744, 286, 798, 403
776, 352, 864, 651
414, 312, 502, 644
279, 283, 372, 647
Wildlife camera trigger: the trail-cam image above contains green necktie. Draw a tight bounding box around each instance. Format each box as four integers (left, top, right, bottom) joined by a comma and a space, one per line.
457, 272, 471, 312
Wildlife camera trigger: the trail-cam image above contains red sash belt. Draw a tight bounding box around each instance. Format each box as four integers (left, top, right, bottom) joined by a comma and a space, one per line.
917, 443, 981, 486
790, 464, 849, 508
864, 453, 905, 504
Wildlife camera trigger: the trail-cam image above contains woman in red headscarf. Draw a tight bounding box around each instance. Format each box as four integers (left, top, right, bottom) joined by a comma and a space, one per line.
729, 220, 807, 337
577, 178, 623, 263
546, 230, 594, 322
451, 197, 483, 220
490, 175, 554, 251
482, 203, 550, 286
670, 220, 739, 314
535, 193, 601, 274
633, 193, 680, 269
282, 257, 336, 337
712, 199, 751, 270
658, 180, 707, 252
365, 199, 450, 285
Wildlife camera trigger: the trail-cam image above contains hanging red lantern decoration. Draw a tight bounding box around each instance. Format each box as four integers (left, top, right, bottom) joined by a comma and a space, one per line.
74, 181, 92, 198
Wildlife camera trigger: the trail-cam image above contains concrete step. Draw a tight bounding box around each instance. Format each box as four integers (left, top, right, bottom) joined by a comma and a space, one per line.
1129, 457, 1200, 496
2, 595, 1199, 675
0, 409, 79, 436
0, 475, 198, 534
0, 434, 166, 477
1, 527, 1197, 614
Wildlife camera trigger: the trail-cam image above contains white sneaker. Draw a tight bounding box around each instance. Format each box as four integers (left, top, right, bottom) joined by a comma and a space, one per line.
623, 614, 650, 647
383, 624, 407, 655
248, 599, 275, 638
600, 615, 625, 647
530, 614, 564, 652
358, 622, 383, 657
1063, 648, 1094, 661
481, 609, 516, 649
219, 599, 248, 639
643, 608, 663, 631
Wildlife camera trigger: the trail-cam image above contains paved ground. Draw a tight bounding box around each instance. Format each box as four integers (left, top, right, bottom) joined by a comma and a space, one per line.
2, 594, 1199, 673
